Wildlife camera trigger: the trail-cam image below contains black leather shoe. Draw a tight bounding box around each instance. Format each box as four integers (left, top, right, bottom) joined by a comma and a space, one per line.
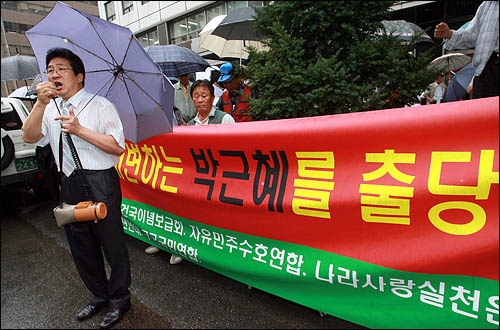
77, 302, 108, 321
99, 302, 130, 329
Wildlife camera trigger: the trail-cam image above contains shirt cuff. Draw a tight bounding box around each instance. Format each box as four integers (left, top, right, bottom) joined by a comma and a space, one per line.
444, 30, 458, 50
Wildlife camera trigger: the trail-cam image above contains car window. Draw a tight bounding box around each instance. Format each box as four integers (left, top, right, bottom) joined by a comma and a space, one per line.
1, 104, 23, 131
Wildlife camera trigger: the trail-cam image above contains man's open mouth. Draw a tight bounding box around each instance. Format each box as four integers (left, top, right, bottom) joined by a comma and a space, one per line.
54, 82, 62, 87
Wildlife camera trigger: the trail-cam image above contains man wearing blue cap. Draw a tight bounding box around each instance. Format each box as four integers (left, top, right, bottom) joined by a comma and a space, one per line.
216, 62, 253, 122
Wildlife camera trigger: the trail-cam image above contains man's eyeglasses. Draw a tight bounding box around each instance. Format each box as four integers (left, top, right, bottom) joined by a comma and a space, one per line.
45, 66, 73, 76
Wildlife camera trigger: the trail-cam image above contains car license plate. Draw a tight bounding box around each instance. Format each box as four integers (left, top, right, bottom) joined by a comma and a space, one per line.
14, 156, 38, 172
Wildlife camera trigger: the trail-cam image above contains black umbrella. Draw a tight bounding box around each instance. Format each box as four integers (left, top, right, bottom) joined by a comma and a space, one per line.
1, 55, 40, 81
144, 45, 210, 77
211, 6, 262, 41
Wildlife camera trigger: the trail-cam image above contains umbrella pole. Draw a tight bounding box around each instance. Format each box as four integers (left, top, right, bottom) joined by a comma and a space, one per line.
241, 40, 246, 67
448, 58, 452, 83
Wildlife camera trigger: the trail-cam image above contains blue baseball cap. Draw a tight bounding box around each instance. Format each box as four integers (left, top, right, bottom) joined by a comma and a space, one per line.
217, 62, 236, 83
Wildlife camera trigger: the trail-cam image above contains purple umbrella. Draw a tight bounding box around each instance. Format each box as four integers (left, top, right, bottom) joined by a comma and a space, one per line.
25, 1, 173, 143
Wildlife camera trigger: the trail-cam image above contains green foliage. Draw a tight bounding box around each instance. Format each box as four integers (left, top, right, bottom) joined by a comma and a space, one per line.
246, 1, 440, 120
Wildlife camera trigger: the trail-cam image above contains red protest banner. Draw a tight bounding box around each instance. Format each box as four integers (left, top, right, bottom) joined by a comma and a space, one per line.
119, 97, 499, 282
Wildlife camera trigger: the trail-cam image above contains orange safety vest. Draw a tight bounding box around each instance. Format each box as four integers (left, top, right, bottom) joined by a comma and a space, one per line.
221, 84, 252, 122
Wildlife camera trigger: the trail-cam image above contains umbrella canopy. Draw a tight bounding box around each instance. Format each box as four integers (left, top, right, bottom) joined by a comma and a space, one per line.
1, 55, 40, 81
443, 63, 475, 102
199, 15, 268, 59
380, 20, 434, 44
25, 1, 174, 143
211, 7, 261, 41
428, 53, 472, 74
144, 44, 210, 77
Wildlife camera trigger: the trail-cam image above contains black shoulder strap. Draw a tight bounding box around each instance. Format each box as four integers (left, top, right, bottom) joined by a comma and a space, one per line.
55, 99, 96, 203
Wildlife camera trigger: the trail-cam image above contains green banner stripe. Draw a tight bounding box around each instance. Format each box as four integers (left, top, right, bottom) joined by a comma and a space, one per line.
121, 198, 499, 329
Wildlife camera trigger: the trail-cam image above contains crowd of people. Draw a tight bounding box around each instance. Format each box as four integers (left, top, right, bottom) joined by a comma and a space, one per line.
18, 1, 497, 329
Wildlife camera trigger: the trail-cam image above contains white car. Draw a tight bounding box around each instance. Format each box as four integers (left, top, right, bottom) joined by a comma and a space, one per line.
1, 97, 46, 196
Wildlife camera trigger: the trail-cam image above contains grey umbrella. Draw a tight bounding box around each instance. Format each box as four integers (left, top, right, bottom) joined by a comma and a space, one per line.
211, 6, 262, 41
1, 55, 40, 81
145, 45, 210, 77
380, 20, 434, 44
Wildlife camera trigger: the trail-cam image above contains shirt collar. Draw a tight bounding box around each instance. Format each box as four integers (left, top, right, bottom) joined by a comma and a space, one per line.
58, 88, 87, 115
194, 107, 216, 124
176, 81, 191, 90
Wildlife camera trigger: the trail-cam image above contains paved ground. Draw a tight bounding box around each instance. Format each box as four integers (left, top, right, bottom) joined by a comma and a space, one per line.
1, 188, 366, 329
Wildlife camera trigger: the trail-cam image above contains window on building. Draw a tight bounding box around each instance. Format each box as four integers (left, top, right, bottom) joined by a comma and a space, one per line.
227, 0, 247, 13
138, 28, 159, 48
141, 1, 150, 5
167, 1, 266, 45
105, 1, 115, 21
122, 1, 133, 14
169, 4, 227, 45
170, 17, 189, 45
187, 11, 206, 39
3, 21, 34, 33
27, 3, 48, 14
1, 1, 18, 10
206, 3, 226, 23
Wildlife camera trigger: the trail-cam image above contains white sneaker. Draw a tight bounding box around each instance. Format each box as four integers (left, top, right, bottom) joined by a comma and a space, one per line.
145, 245, 160, 254
170, 255, 183, 264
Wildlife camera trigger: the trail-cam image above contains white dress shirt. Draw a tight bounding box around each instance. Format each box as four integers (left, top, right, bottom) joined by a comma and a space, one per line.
445, 1, 499, 76
38, 88, 125, 172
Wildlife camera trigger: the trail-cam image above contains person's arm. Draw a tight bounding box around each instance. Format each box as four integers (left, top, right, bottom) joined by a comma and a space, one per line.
424, 84, 436, 103
55, 108, 124, 156
435, 1, 485, 50
22, 81, 55, 143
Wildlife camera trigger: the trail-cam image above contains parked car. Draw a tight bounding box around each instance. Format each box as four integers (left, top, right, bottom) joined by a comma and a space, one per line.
1, 97, 48, 198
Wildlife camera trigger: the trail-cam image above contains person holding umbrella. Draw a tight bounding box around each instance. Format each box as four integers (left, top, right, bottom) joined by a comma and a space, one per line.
422, 73, 447, 104
21, 48, 131, 329
434, 1, 498, 99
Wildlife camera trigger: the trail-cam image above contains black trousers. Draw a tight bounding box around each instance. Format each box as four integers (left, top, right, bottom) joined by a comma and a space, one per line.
472, 52, 499, 99
61, 167, 131, 309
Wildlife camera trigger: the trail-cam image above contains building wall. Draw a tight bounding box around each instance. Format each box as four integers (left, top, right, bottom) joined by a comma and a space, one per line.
98, 1, 214, 35
96, 1, 261, 60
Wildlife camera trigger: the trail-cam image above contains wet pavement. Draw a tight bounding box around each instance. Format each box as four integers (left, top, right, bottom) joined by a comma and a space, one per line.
1, 189, 366, 329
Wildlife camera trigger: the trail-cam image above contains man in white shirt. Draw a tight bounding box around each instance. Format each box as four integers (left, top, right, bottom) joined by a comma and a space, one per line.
22, 47, 131, 329
188, 80, 235, 125
423, 74, 447, 104
434, 1, 499, 99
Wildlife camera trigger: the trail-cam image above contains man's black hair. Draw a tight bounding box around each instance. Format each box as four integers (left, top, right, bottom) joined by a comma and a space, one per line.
190, 79, 214, 98
46, 47, 85, 87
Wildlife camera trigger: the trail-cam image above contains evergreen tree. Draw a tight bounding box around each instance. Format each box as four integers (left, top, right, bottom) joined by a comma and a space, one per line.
245, 1, 439, 120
